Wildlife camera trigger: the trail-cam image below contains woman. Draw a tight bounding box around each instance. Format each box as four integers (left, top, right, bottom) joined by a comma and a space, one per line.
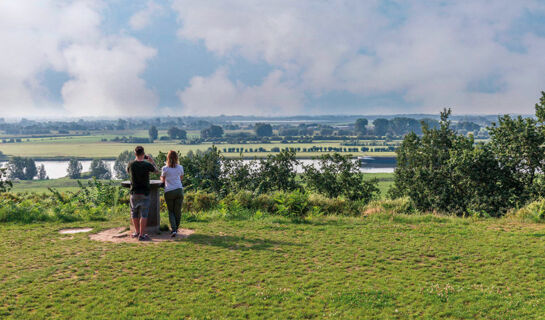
160, 150, 184, 237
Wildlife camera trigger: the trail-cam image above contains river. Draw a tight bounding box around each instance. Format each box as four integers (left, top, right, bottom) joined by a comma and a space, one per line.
0, 159, 394, 180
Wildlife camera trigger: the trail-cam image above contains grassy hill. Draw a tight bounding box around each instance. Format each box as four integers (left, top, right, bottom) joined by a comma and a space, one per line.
2, 213, 544, 319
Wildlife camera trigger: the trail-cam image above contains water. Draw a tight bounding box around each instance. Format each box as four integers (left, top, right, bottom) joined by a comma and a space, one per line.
0, 159, 394, 180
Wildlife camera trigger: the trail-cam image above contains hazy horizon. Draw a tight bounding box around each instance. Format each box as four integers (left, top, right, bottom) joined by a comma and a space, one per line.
2, 1, 545, 118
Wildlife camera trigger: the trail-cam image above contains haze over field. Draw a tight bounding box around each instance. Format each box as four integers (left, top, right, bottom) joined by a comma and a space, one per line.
1, 1, 545, 117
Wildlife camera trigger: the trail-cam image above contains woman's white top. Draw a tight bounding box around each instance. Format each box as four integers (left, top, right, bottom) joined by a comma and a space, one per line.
161, 164, 184, 192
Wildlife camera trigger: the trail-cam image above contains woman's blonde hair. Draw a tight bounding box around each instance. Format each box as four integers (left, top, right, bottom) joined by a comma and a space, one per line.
166, 150, 178, 168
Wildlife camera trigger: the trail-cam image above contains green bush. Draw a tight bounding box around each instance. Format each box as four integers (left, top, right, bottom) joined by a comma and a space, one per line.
273, 189, 311, 221
508, 199, 545, 222
183, 191, 217, 212
363, 197, 416, 216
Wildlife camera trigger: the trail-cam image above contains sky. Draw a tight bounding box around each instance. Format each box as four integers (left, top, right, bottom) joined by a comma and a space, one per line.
1, 0, 545, 118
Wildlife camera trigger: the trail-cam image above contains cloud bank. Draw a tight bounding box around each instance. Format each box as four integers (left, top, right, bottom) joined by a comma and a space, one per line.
1, 1, 545, 117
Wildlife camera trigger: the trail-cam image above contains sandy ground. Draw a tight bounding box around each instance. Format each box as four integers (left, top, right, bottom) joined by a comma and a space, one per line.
89, 227, 195, 243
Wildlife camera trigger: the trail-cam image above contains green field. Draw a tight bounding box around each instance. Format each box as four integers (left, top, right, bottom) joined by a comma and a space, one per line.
2, 213, 545, 319
0, 141, 395, 159
10, 173, 395, 197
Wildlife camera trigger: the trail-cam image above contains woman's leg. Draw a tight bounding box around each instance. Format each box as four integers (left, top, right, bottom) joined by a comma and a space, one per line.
164, 190, 177, 232
173, 190, 184, 231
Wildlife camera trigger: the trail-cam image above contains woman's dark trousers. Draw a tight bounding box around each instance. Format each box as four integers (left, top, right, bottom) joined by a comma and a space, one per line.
165, 188, 183, 232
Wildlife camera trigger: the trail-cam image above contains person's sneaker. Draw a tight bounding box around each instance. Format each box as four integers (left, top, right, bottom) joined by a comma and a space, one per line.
138, 234, 151, 241
171, 231, 177, 238
131, 232, 139, 238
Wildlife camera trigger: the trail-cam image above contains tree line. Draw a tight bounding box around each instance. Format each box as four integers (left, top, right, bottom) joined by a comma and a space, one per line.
391, 92, 545, 217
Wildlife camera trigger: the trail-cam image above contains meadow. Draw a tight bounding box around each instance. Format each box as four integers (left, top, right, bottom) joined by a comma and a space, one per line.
2, 212, 545, 319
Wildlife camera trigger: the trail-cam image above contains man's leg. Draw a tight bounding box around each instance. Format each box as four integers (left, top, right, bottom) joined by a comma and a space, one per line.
139, 196, 150, 237
132, 217, 140, 234
130, 195, 140, 236
139, 217, 147, 235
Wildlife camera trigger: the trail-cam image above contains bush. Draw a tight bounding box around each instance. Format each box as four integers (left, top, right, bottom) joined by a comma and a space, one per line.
273, 189, 311, 221
508, 199, 545, 222
183, 191, 217, 212
308, 193, 357, 215
362, 197, 416, 216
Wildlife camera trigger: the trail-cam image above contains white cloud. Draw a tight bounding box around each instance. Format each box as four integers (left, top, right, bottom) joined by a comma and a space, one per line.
178, 68, 303, 116
129, 1, 164, 31
0, 1, 158, 117
62, 37, 158, 116
172, 0, 545, 114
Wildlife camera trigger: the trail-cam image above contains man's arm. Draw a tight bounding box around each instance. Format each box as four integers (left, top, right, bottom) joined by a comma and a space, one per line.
146, 155, 160, 174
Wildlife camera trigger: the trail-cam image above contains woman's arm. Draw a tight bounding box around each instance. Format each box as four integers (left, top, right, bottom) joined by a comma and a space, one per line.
160, 175, 165, 183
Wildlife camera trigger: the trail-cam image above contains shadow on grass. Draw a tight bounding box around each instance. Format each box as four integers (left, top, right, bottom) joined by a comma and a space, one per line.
186, 234, 301, 251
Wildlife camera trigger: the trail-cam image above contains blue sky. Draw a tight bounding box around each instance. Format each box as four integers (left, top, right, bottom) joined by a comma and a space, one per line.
1, 1, 545, 117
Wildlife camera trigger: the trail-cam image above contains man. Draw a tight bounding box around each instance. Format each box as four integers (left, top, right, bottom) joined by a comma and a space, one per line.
127, 146, 159, 241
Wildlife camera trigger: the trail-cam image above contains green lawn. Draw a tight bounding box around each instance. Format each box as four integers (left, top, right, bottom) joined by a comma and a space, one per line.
2, 214, 545, 319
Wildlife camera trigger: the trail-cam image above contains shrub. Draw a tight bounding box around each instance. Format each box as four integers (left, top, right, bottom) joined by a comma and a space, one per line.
508, 199, 545, 222
308, 193, 357, 215
183, 191, 217, 212
273, 189, 311, 221
362, 197, 416, 216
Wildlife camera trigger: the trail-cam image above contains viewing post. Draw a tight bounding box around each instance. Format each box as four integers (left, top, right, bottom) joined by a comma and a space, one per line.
121, 180, 162, 234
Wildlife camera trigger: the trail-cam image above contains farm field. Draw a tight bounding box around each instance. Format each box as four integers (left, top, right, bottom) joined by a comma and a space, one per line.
2, 214, 545, 319
0, 140, 396, 160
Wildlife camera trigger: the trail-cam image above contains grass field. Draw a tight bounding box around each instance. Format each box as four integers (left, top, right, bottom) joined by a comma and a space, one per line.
10, 173, 395, 196
2, 213, 545, 319
0, 141, 396, 159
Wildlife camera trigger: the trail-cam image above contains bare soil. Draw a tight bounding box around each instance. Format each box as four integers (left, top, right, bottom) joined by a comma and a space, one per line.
89, 227, 195, 243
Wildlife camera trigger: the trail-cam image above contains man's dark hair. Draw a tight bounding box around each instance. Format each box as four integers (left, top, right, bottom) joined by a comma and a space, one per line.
135, 146, 145, 156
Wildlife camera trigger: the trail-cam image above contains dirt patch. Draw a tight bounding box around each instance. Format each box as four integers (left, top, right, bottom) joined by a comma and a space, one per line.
59, 228, 93, 234
89, 227, 195, 243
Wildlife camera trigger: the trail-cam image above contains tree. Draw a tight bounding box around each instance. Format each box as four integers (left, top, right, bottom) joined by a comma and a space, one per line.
90, 159, 111, 179
254, 123, 273, 137
201, 125, 224, 139
113, 150, 133, 180
67, 158, 83, 179
0, 167, 12, 192
254, 149, 299, 194
390, 109, 512, 216
167, 126, 187, 140
148, 126, 158, 142
373, 118, 389, 137
37, 164, 48, 180
354, 118, 368, 136
6, 157, 37, 180
302, 153, 379, 202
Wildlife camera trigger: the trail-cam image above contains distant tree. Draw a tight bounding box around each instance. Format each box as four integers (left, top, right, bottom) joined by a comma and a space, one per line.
90, 159, 111, 179
167, 127, 187, 140
148, 126, 158, 142
254, 123, 273, 137
354, 118, 368, 136
373, 118, 389, 137
201, 125, 224, 138
0, 167, 12, 192
67, 158, 83, 179
116, 119, 127, 130
37, 164, 48, 180
6, 157, 37, 180
114, 150, 133, 180
454, 121, 481, 133
389, 117, 421, 136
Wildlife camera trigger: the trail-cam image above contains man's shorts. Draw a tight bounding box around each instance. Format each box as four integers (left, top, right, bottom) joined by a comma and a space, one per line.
130, 194, 150, 219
